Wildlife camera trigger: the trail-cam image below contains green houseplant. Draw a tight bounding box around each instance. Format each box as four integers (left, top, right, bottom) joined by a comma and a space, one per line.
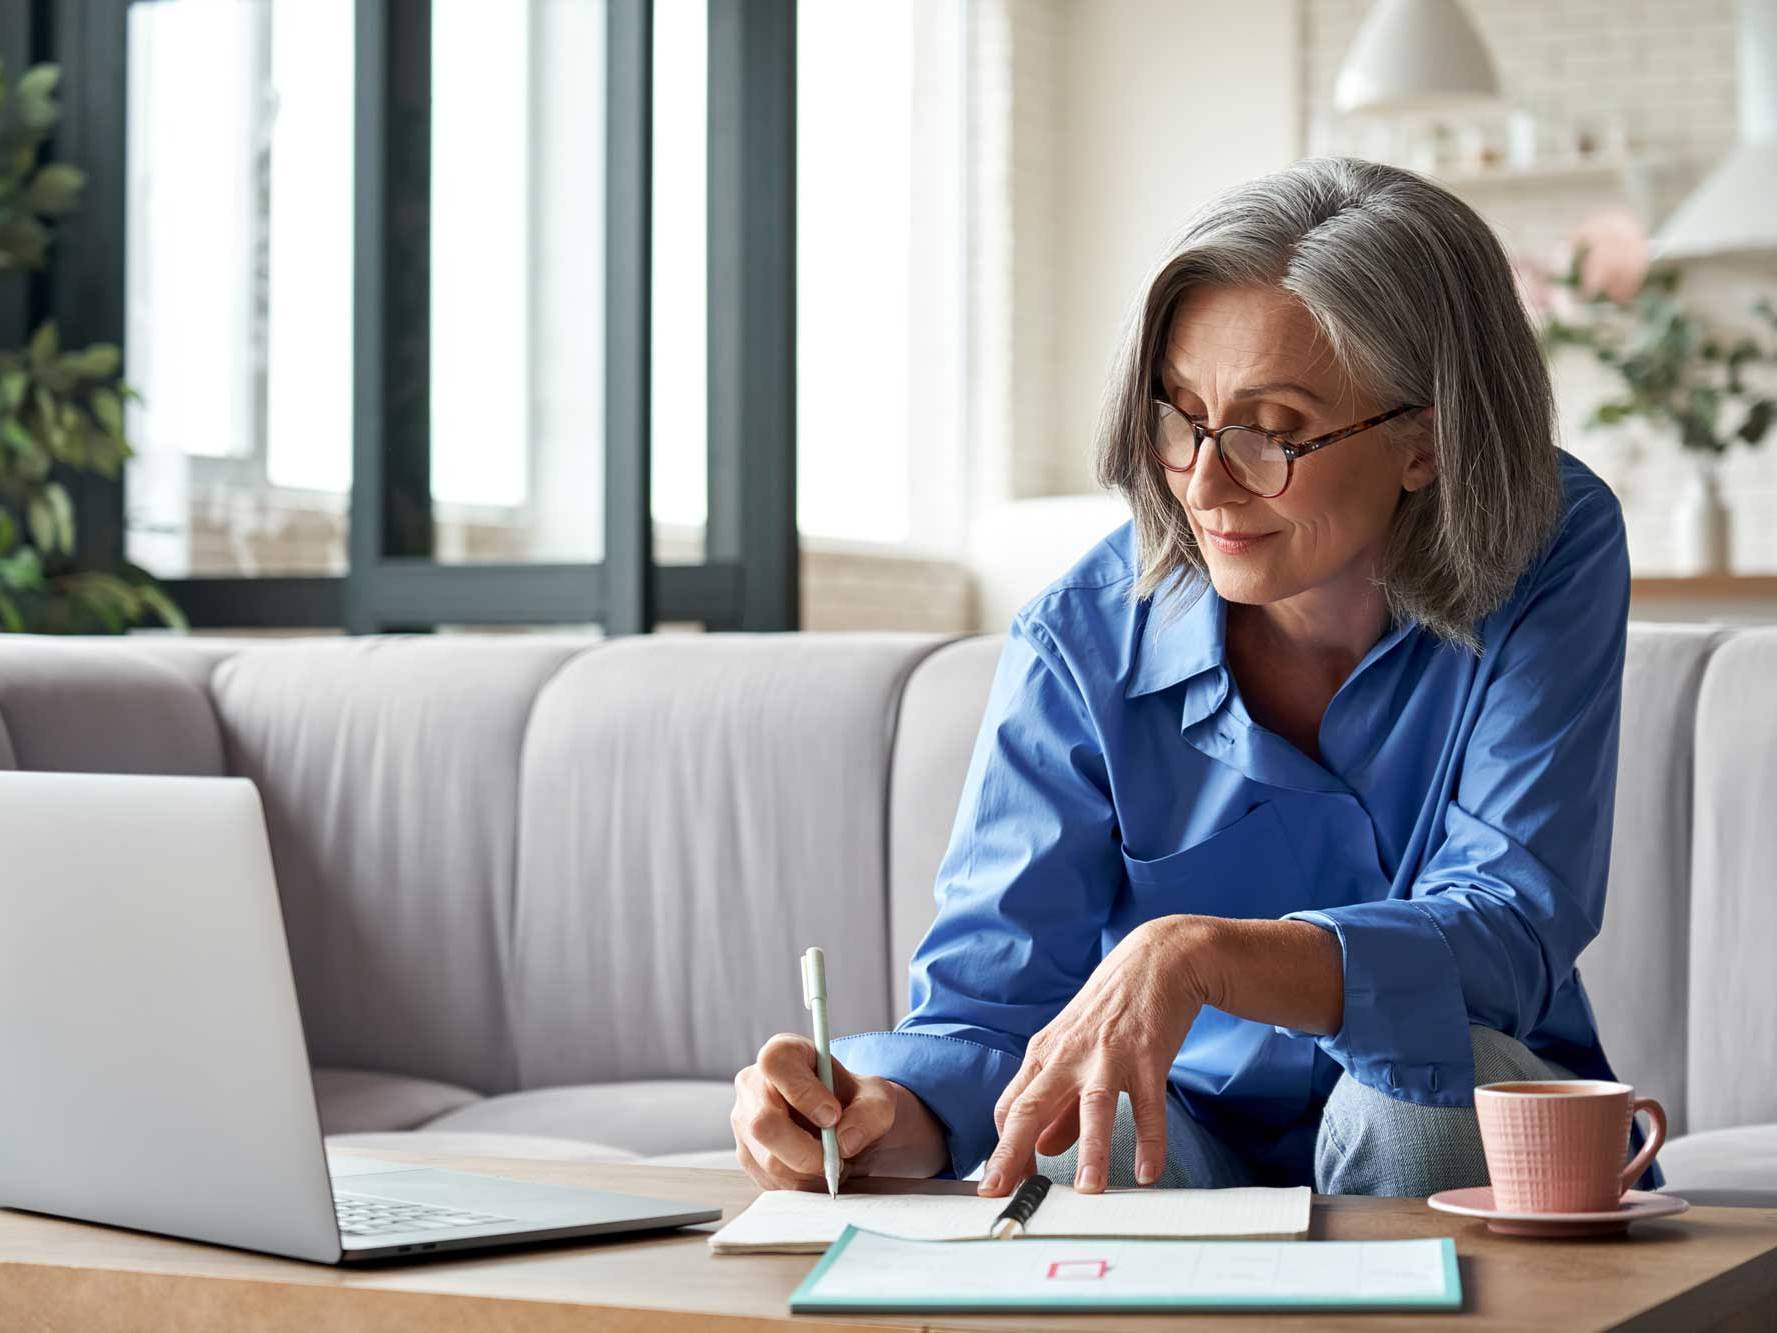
0, 57, 183, 633
1541, 265, 1777, 457
1531, 208, 1776, 574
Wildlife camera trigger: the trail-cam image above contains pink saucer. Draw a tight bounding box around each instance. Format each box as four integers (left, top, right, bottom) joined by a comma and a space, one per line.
1427, 1187, 1689, 1237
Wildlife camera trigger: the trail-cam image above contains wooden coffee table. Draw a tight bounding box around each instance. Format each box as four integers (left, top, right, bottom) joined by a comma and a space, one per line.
3, 1149, 1774, 1331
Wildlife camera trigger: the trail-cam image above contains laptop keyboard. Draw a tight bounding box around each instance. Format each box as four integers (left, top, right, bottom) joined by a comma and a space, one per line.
334, 1191, 517, 1237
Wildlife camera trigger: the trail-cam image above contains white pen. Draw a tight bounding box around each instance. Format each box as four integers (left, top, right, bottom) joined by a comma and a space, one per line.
800, 946, 842, 1198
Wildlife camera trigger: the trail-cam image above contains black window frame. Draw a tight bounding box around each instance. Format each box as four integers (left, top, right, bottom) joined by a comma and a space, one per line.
10, 0, 797, 634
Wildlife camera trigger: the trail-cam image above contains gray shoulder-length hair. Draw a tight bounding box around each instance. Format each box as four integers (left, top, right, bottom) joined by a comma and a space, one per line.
1096, 156, 1561, 650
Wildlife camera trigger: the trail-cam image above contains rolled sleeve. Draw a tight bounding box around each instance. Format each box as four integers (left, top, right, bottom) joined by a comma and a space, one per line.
1281, 900, 1475, 1103
831, 1030, 1027, 1178
1284, 486, 1630, 1105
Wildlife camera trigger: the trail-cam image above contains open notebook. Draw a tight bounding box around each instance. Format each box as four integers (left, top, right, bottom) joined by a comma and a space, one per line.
709, 1184, 1311, 1254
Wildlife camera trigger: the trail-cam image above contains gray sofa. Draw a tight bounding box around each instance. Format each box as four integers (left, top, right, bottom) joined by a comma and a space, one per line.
0, 624, 1769, 1202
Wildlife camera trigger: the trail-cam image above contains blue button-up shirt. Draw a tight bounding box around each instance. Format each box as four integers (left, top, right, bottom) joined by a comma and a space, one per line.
836, 452, 1640, 1186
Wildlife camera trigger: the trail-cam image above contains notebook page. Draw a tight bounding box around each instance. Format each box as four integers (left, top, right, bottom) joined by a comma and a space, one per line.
1027, 1185, 1310, 1239
709, 1190, 998, 1252
709, 1184, 1310, 1253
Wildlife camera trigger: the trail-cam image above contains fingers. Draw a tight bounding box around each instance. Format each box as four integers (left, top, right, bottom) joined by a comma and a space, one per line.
733, 1132, 826, 1193
1128, 1077, 1168, 1186
833, 1074, 895, 1159
1073, 1076, 1120, 1193
733, 1074, 826, 1177
1034, 1100, 1080, 1158
757, 1033, 841, 1130
992, 1050, 1043, 1137
980, 1066, 1065, 1196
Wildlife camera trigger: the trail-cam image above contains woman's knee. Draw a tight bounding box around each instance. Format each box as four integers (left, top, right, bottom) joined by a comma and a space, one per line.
1315, 1026, 1562, 1197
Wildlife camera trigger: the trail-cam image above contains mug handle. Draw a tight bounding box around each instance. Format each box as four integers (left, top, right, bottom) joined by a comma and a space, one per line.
1620, 1096, 1667, 1194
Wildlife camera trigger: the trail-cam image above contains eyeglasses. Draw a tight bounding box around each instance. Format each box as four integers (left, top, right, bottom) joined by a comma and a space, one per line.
1149, 399, 1425, 499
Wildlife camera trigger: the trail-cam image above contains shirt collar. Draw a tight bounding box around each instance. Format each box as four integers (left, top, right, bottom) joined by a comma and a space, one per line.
1125, 574, 1225, 700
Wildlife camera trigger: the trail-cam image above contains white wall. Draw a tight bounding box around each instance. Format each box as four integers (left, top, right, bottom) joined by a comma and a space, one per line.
1047, 0, 1302, 496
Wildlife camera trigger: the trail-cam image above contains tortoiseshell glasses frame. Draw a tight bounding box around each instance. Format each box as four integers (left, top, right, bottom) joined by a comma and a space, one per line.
1149, 399, 1426, 499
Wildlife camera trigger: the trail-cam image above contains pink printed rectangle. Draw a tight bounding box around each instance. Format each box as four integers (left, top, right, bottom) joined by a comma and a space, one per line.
1046, 1258, 1110, 1280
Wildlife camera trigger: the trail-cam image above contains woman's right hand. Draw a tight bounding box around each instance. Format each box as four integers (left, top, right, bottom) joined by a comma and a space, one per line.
731, 1034, 947, 1190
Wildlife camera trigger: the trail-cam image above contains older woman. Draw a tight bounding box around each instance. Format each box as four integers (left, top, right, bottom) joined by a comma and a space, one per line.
730, 156, 1648, 1199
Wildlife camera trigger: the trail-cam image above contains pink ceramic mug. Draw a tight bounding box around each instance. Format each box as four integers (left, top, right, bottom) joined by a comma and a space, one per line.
1474, 1080, 1666, 1213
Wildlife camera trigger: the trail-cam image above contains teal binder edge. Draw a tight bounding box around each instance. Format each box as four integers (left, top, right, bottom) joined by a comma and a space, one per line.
788, 1227, 1464, 1315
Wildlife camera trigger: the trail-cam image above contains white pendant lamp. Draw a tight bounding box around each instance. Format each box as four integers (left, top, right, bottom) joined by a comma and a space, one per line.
1654, 0, 1777, 259
1333, 0, 1502, 116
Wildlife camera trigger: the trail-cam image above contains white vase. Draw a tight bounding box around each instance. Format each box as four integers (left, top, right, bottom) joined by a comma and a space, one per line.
1672, 451, 1730, 575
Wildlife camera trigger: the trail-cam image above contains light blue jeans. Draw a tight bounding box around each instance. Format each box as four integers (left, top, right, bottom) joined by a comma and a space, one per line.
1034, 1026, 1572, 1195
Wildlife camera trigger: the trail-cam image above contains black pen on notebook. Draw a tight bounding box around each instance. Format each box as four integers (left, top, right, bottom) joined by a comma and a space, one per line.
989, 1173, 1052, 1238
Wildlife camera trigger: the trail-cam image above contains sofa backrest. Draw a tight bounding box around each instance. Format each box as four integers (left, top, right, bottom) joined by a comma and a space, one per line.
506, 632, 947, 1090
207, 637, 586, 1095
886, 635, 1004, 1018
1580, 624, 1724, 1137
1686, 627, 1777, 1134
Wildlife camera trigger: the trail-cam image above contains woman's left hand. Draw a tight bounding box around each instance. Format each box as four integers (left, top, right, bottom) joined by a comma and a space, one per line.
978, 915, 1215, 1197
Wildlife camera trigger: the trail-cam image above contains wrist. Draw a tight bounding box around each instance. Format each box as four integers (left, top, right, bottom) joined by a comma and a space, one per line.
1155, 913, 1227, 1011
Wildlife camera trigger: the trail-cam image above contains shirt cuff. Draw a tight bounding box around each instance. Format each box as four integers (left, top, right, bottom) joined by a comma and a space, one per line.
1279, 901, 1477, 1105
831, 1029, 1025, 1178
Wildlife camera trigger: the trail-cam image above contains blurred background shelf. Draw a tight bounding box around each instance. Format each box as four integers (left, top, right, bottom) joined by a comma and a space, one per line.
1630, 575, 1777, 624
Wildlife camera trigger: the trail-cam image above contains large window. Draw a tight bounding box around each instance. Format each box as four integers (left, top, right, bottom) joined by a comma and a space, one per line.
125, 0, 613, 578
124, 0, 352, 578
647, 0, 972, 559
797, 0, 967, 552
66, 0, 915, 632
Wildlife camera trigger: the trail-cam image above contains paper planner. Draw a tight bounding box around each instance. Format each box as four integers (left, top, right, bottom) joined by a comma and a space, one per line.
790, 1228, 1462, 1314
708, 1184, 1310, 1253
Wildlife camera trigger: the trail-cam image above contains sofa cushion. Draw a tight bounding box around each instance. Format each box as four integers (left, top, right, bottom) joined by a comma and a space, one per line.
420, 1080, 737, 1158
886, 634, 1002, 1018
1655, 1125, 1777, 1203
509, 633, 953, 1090
312, 1067, 482, 1135
209, 637, 594, 1096
1688, 628, 1777, 1134
1578, 624, 1724, 1137
326, 1132, 639, 1163
0, 638, 228, 776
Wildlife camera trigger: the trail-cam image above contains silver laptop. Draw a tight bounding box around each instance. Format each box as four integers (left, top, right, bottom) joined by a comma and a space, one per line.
0, 770, 720, 1263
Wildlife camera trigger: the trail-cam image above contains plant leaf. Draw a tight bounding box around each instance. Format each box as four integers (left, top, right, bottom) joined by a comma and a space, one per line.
0, 414, 41, 463
135, 582, 187, 631
14, 64, 62, 133
60, 342, 120, 380
0, 369, 27, 410
0, 507, 14, 554
44, 480, 74, 553
16, 64, 61, 102
26, 492, 54, 553
69, 573, 138, 632
27, 320, 58, 367
22, 162, 84, 216
0, 589, 22, 633
0, 215, 51, 267
0, 545, 43, 589
91, 386, 123, 435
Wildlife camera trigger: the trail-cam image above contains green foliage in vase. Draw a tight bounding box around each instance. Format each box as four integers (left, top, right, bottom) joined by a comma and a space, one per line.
0, 57, 184, 633
1541, 255, 1777, 457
